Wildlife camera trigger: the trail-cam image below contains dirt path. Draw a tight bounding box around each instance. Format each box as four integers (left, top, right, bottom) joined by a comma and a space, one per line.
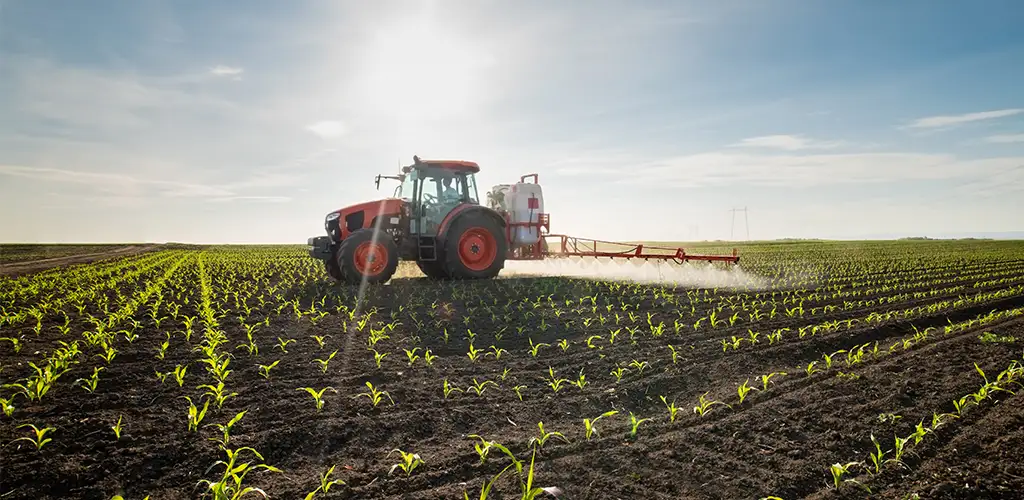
0, 245, 161, 277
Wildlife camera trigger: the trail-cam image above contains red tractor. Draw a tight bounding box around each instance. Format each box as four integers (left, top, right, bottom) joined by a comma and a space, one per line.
308, 155, 739, 284
307, 156, 546, 284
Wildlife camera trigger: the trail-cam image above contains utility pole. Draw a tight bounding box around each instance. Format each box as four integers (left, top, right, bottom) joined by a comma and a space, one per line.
730, 207, 750, 241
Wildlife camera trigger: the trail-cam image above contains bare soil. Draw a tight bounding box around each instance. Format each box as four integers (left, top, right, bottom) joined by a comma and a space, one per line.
2, 264, 1024, 499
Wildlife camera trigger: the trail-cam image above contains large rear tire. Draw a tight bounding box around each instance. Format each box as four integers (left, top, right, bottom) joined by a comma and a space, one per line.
443, 212, 507, 280
336, 229, 399, 285
417, 258, 450, 280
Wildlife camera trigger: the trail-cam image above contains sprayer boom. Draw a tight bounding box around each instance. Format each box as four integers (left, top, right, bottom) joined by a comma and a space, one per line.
492, 173, 740, 266
542, 235, 738, 264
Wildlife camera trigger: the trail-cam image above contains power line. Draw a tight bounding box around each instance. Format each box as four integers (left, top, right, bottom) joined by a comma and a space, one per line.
729, 207, 750, 241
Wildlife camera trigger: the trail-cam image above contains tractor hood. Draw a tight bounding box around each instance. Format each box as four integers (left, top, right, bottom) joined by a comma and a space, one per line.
332, 198, 404, 218
325, 197, 406, 241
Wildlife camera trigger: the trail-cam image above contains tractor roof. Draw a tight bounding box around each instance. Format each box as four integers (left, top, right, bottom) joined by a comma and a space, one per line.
405, 155, 480, 174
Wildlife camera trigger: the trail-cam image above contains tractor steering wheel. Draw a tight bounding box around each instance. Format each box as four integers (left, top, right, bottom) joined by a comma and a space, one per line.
421, 192, 438, 209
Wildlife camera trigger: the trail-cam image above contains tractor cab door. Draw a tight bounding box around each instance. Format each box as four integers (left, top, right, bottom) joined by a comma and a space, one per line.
412, 167, 479, 235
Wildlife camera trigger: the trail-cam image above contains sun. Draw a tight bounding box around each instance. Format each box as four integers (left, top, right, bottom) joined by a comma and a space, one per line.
353, 22, 494, 122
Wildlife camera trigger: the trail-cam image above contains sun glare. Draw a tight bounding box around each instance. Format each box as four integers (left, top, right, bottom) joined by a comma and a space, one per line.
354, 23, 494, 121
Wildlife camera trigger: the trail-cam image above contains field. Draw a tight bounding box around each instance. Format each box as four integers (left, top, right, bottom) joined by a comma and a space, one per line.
0, 244, 158, 277
2, 240, 1024, 500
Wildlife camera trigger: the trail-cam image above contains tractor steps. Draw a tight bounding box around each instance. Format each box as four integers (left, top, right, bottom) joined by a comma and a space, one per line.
417, 236, 438, 261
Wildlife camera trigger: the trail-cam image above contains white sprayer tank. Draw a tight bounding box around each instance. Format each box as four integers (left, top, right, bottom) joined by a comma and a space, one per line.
489, 180, 544, 247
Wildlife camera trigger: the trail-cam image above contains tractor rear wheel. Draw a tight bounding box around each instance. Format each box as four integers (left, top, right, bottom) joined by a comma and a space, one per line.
336, 228, 399, 285
442, 212, 507, 279
417, 258, 450, 280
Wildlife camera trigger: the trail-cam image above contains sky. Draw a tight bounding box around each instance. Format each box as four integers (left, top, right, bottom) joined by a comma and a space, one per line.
1, 0, 1022, 243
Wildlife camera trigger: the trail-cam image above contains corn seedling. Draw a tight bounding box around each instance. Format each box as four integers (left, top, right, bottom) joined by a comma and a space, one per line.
112, 414, 124, 440
388, 449, 424, 476
314, 350, 338, 373
12, 423, 55, 451
868, 434, 886, 473
468, 434, 495, 464
693, 392, 728, 417
583, 410, 618, 439
1, 396, 14, 417
528, 421, 569, 449
759, 372, 786, 391
628, 412, 650, 438
528, 338, 549, 357
299, 386, 338, 412
463, 461, 513, 500
468, 378, 497, 396
277, 337, 295, 353
659, 395, 680, 422
829, 462, 866, 491
371, 348, 389, 368
910, 420, 931, 445
629, 359, 649, 375
353, 381, 394, 407
304, 464, 345, 499
173, 364, 187, 386
198, 381, 238, 409
404, 348, 421, 365
206, 410, 247, 447
76, 366, 103, 393
487, 346, 508, 360
198, 446, 282, 500
888, 434, 910, 467
258, 360, 280, 379
667, 344, 679, 364
546, 367, 569, 393
466, 343, 482, 362
805, 361, 819, 377
823, 350, 846, 369
183, 396, 210, 432
572, 368, 588, 390
155, 335, 170, 359
610, 366, 628, 382
877, 412, 902, 424
443, 378, 464, 399
737, 379, 755, 404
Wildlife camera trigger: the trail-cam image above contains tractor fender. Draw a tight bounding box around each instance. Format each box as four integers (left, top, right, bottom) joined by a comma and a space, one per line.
437, 205, 507, 244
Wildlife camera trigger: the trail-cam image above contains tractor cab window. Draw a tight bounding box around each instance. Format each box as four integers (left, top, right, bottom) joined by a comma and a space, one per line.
396, 169, 419, 201
415, 169, 479, 233
464, 174, 480, 204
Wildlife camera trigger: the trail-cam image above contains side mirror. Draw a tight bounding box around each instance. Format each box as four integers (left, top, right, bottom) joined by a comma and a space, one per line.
374, 175, 382, 190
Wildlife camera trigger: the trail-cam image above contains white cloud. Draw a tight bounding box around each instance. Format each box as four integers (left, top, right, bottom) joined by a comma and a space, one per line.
306, 120, 349, 139
985, 134, 1024, 144
209, 196, 292, 203
553, 150, 1024, 194
210, 65, 244, 76
731, 134, 842, 151
0, 164, 295, 201
906, 108, 1023, 129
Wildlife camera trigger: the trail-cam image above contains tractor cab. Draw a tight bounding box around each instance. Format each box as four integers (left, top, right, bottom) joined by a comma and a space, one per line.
391, 156, 482, 235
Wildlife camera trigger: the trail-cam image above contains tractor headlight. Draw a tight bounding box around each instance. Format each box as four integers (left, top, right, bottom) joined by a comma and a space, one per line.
326, 212, 340, 222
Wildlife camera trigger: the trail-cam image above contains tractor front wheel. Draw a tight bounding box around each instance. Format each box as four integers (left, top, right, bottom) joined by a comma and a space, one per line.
443, 213, 507, 279
336, 229, 399, 285
325, 252, 344, 281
